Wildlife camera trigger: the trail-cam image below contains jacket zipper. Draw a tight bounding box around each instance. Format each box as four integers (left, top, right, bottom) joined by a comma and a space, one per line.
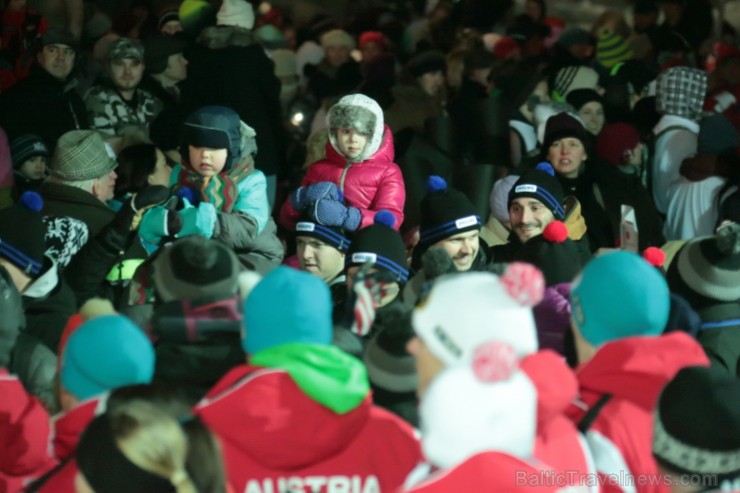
338, 160, 352, 195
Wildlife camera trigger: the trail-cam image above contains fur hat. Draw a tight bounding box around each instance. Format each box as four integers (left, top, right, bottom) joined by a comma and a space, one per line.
10, 134, 48, 169
327, 94, 384, 163
419, 176, 481, 246
412, 266, 543, 366
153, 236, 240, 303
345, 211, 409, 283
508, 163, 566, 219
50, 130, 117, 181
421, 342, 538, 468
0, 192, 46, 277
654, 366, 740, 481
243, 267, 332, 355
571, 251, 670, 347
217, 0, 254, 30
60, 315, 155, 401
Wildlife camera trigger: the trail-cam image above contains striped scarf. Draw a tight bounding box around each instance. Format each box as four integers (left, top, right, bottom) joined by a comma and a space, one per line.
177, 157, 253, 212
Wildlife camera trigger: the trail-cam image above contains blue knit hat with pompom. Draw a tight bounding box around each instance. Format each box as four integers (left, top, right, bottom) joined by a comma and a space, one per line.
345, 211, 409, 282
419, 176, 481, 246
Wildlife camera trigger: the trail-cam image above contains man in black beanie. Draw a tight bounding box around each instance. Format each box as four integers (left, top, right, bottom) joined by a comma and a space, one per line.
653, 365, 740, 492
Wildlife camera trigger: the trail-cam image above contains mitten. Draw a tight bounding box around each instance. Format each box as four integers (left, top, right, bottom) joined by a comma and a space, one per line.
139, 205, 182, 252
128, 185, 171, 230
290, 181, 340, 210
312, 198, 361, 231
177, 201, 217, 239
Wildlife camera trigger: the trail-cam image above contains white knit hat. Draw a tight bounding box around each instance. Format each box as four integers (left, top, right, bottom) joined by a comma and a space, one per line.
216, 0, 254, 30
421, 342, 538, 469
412, 266, 542, 367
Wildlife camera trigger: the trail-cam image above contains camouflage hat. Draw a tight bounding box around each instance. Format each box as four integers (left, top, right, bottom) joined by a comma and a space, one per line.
50, 131, 117, 181
107, 37, 144, 63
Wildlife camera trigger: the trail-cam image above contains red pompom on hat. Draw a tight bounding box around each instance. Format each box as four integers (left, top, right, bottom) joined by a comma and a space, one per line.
472, 342, 518, 383
500, 262, 545, 306
543, 220, 569, 243
643, 246, 666, 268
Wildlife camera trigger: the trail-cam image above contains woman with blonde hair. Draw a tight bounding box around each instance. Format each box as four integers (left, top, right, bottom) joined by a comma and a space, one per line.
74, 400, 198, 493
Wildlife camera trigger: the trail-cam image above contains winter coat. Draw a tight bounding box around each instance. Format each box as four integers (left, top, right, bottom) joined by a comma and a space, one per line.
172, 122, 284, 274
521, 350, 596, 492
181, 25, 285, 177
0, 369, 55, 493
22, 261, 77, 352
557, 159, 665, 251
565, 333, 710, 493
84, 83, 162, 138
0, 64, 88, 150
402, 452, 561, 492
384, 83, 445, 136
281, 122, 406, 231
532, 284, 572, 356
694, 303, 740, 377
194, 345, 422, 493
8, 333, 58, 413
36, 397, 104, 493
40, 182, 115, 237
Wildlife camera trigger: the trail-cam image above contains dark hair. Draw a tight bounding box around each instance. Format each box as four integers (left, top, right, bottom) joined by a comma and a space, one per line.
115, 144, 159, 198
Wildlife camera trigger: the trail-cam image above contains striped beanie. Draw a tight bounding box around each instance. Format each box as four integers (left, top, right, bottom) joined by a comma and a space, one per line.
178, 0, 215, 35
10, 134, 48, 169
596, 28, 633, 69
552, 65, 599, 101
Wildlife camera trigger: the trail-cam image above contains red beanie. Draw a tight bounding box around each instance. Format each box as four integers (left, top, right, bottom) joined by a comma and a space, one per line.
596, 122, 640, 166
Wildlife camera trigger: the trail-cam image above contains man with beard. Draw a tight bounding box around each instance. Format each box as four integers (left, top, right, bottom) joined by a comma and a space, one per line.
85, 37, 162, 143
405, 176, 485, 305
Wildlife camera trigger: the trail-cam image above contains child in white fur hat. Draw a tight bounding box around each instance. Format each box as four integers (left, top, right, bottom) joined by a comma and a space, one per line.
280, 94, 406, 231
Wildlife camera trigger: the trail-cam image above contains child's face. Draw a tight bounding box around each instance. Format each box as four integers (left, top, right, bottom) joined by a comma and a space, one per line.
335, 128, 369, 160
189, 146, 228, 177
19, 155, 46, 180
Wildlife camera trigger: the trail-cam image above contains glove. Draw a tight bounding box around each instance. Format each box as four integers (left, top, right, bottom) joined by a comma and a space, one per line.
177, 201, 217, 239
290, 181, 340, 210
139, 205, 182, 245
311, 198, 361, 231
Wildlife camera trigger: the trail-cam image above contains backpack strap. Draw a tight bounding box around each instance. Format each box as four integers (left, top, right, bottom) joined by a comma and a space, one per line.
578, 393, 613, 433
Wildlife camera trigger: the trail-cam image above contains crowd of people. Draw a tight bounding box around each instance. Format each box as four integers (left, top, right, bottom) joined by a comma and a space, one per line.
1, 0, 740, 492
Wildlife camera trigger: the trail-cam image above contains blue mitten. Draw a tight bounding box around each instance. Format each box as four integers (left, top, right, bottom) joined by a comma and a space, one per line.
177, 201, 217, 239
291, 181, 340, 210
312, 199, 362, 231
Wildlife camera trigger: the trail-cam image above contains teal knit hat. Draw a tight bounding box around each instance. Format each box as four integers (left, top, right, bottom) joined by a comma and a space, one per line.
571, 251, 669, 347
243, 267, 332, 355
61, 315, 155, 401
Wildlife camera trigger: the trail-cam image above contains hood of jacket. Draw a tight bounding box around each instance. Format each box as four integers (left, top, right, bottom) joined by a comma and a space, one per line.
198, 25, 256, 50
326, 94, 387, 163
576, 332, 709, 408
324, 123, 395, 166
563, 195, 587, 241
520, 350, 578, 428
196, 344, 372, 470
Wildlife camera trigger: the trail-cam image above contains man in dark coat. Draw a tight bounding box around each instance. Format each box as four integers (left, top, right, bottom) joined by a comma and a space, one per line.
0, 27, 88, 151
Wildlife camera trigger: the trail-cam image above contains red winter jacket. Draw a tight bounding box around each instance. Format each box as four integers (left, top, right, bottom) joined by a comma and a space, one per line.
521, 351, 597, 493
402, 452, 562, 493
280, 125, 406, 231
565, 333, 710, 493
37, 397, 103, 493
194, 365, 422, 493
0, 370, 55, 493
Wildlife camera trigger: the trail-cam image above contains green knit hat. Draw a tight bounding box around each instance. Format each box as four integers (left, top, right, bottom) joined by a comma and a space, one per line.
596, 28, 633, 69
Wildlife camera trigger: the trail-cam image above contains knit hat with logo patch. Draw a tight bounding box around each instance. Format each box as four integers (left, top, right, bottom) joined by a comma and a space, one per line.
345, 211, 409, 283
508, 163, 565, 220
419, 176, 481, 246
